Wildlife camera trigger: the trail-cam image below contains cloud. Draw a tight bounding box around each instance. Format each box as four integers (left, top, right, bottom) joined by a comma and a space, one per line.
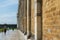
0, 12, 17, 24
0, 12, 17, 18
0, 0, 18, 8
0, 0, 18, 24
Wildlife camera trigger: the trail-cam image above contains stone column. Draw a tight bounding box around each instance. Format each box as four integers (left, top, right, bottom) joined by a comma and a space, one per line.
27, 0, 31, 39
24, 0, 27, 35
19, 0, 25, 33
31, 0, 35, 40
34, 0, 42, 40
17, 13, 19, 29
17, 0, 21, 30
37, 0, 42, 40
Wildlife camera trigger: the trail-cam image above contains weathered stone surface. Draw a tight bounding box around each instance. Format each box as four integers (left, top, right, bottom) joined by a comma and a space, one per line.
43, 0, 60, 40
17, 0, 42, 40
24, 0, 27, 35
31, 0, 35, 35
17, 0, 25, 33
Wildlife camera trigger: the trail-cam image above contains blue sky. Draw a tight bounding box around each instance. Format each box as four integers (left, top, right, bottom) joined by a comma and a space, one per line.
0, 0, 18, 24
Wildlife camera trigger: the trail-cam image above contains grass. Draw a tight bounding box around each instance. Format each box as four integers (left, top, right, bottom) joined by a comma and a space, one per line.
0, 28, 17, 32
0, 28, 4, 32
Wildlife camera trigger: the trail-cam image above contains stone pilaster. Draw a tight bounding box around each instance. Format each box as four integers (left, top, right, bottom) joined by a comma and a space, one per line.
24, 0, 27, 35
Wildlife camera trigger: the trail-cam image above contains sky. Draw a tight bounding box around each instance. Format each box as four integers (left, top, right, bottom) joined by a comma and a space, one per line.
0, 0, 18, 24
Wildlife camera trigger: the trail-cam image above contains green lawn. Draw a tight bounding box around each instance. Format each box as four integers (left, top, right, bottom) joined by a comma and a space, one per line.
0, 28, 17, 32
0, 29, 4, 32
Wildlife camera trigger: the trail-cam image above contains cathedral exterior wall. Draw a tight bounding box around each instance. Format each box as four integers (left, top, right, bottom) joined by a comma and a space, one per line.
43, 0, 60, 40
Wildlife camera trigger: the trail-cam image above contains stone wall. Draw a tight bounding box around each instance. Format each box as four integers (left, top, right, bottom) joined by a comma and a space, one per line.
17, 0, 60, 40
18, 0, 42, 40
18, 0, 24, 33
43, 0, 60, 40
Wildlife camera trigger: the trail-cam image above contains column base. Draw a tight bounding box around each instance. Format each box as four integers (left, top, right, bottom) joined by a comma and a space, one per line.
27, 34, 31, 39
24, 32, 27, 35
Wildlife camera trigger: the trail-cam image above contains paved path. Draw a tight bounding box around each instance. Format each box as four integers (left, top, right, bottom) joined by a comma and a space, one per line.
0, 30, 27, 40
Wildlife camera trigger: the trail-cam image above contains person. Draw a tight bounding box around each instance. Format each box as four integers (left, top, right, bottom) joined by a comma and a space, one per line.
4, 26, 7, 34
4, 28, 7, 34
